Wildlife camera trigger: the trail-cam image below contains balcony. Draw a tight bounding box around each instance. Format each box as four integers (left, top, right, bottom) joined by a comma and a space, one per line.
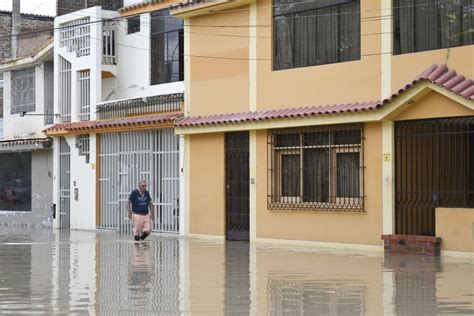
96, 93, 183, 120
58, 17, 117, 65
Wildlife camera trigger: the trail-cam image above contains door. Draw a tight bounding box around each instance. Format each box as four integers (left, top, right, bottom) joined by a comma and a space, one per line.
395, 117, 474, 236
59, 137, 71, 229
225, 132, 250, 241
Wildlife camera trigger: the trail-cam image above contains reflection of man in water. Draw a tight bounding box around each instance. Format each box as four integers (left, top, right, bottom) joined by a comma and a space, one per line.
129, 243, 153, 294
2, 185, 16, 210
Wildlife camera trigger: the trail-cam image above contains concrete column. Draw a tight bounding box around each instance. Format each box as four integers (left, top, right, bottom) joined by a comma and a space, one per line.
382, 121, 395, 234
11, 0, 20, 59
381, 0, 393, 99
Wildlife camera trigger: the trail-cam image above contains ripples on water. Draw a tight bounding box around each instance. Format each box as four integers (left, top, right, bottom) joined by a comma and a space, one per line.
0, 228, 472, 315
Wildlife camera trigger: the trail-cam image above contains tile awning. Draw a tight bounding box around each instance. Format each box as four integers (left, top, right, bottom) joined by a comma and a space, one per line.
176, 64, 473, 128
0, 137, 52, 152
44, 113, 183, 136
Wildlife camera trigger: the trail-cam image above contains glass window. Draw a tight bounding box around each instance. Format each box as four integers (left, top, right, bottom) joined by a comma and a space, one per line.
127, 16, 140, 34
150, 9, 184, 85
273, 0, 360, 70
269, 125, 364, 210
394, 0, 474, 55
0, 153, 31, 211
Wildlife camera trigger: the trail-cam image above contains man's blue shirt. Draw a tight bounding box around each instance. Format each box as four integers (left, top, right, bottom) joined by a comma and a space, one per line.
129, 189, 151, 214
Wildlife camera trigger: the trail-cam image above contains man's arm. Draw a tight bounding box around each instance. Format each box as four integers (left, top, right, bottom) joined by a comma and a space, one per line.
127, 200, 132, 219
148, 201, 155, 221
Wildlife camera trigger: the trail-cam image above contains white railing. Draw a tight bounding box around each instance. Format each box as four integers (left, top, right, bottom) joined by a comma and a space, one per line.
58, 57, 72, 123
59, 18, 91, 57
102, 21, 117, 65
78, 70, 91, 121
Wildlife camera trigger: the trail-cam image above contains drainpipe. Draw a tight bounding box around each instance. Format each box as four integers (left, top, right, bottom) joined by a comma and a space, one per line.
11, 0, 20, 59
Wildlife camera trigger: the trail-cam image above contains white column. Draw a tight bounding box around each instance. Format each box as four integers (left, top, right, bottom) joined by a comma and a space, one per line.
249, 130, 257, 241
382, 121, 395, 234
184, 18, 192, 116
249, 2, 257, 112
179, 135, 188, 236
52, 137, 61, 229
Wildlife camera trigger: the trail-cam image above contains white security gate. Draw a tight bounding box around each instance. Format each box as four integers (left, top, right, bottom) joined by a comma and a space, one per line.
59, 138, 71, 229
99, 129, 180, 234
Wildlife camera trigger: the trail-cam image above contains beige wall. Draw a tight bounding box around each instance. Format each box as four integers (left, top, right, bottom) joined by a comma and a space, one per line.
392, 46, 474, 95
394, 91, 474, 121
189, 7, 250, 116
256, 0, 382, 110
436, 208, 474, 253
189, 133, 226, 236
256, 122, 383, 245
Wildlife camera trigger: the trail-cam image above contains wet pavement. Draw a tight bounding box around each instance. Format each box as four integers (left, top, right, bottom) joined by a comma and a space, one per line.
0, 228, 473, 315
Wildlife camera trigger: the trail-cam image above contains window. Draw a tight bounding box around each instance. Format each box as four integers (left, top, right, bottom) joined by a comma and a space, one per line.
268, 125, 364, 211
77, 70, 90, 121
0, 153, 31, 211
58, 56, 71, 123
394, 0, 474, 55
76, 135, 90, 163
11, 68, 35, 114
150, 9, 184, 85
127, 16, 140, 34
273, 0, 360, 70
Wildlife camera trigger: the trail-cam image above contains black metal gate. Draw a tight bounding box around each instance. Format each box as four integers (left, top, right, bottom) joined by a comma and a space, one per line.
395, 117, 474, 236
225, 132, 250, 241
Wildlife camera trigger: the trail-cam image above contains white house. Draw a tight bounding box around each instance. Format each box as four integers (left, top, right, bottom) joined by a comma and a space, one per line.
45, 6, 185, 234
0, 40, 54, 226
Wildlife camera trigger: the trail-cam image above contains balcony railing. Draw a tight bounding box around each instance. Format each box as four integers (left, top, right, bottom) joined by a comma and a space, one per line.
96, 93, 183, 120
59, 18, 91, 57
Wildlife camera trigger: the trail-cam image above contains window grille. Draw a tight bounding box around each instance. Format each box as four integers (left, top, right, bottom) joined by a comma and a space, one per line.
76, 135, 90, 163
150, 9, 184, 85
273, 0, 360, 70
394, 0, 474, 55
103, 21, 117, 65
59, 18, 90, 57
59, 57, 71, 123
11, 68, 35, 114
78, 70, 91, 121
267, 124, 364, 211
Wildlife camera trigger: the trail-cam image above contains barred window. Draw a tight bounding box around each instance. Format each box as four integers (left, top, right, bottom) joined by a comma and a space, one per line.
127, 16, 140, 34
11, 68, 35, 114
268, 125, 364, 211
76, 135, 90, 163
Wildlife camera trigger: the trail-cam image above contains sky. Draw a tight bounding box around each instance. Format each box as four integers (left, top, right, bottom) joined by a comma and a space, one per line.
0, 0, 56, 16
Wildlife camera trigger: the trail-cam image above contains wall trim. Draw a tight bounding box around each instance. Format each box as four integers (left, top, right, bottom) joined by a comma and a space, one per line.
254, 237, 383, 253
188, 233, 226, 241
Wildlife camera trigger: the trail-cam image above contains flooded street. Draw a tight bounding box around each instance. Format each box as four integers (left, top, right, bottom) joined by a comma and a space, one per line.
0, 228, 472, 315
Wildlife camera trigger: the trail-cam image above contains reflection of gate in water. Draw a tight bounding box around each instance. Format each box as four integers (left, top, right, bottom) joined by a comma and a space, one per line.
59, 138, 71, 229
99, 129, 180, 234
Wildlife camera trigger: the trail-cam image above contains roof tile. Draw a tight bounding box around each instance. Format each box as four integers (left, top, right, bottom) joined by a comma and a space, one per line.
176, 64, 473, 128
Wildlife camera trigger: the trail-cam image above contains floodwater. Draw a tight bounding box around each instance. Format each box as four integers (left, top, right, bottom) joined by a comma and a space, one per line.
0, 228, 472, 315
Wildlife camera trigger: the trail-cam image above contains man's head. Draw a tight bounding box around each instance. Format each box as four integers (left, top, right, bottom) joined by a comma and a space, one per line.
138, 180, 147, 194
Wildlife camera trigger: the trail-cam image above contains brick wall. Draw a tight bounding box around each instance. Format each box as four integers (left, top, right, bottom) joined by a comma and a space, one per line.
57, 0, 124, 16
0, 12, 53, 61
382, 235, 441, 256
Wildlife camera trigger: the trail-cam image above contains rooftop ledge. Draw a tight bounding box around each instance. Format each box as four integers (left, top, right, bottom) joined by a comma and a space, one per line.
170, 0, 254, 18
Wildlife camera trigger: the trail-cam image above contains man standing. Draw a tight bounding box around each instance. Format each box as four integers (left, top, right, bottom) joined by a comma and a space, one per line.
128, 180, 154, 241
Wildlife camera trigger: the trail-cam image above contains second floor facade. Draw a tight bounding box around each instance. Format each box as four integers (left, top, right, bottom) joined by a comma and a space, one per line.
165, 0, 474, 117
54, 3, 185, 124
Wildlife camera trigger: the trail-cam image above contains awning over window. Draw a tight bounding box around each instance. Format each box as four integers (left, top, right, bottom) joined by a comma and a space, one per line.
0, 137, 52, 153
176, 64, 473, 128
44, 113, 183, 136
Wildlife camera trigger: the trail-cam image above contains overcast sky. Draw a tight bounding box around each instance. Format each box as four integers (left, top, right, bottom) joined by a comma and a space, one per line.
0, 0, 56, 16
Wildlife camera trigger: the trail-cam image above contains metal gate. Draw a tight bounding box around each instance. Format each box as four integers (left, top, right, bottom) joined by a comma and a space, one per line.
395, 117, 474, 236
99, 129, 180, 234
225, 132, 250, 241
59, 137, 71, 229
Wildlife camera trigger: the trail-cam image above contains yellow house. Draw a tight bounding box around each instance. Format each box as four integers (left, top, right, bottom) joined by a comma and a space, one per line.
123, 0, 474, 256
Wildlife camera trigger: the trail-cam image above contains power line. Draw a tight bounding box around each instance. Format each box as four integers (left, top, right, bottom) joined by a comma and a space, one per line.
0, 0, 461, 40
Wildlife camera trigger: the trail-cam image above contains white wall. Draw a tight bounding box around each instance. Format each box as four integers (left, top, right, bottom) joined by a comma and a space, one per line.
123, 0, 147, 7
100, 13, 184, 103
3, 64, 49, 140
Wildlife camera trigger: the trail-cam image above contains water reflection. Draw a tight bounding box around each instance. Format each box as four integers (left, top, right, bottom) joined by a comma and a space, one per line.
0, 228, 472, 315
